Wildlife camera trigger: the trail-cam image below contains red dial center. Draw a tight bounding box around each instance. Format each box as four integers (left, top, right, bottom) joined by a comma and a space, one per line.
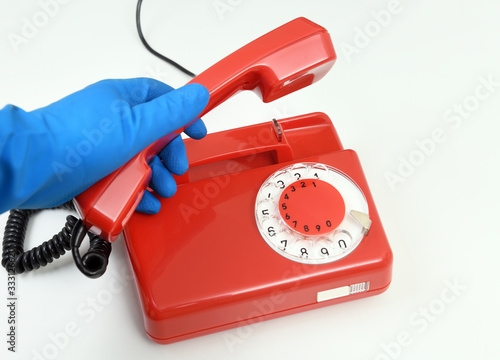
278, 179, 345, 235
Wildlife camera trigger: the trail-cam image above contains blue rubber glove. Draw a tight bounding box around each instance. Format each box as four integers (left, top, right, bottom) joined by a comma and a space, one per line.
0, 78, 209, 214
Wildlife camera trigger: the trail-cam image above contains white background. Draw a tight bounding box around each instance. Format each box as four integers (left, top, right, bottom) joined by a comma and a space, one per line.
1, 0, 500, 359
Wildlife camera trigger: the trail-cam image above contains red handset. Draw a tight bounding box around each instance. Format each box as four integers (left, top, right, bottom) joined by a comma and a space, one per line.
73, 17, 336, 242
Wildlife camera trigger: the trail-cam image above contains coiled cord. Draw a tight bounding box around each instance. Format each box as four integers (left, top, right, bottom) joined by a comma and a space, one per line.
1, 202, 111, 278
70, 219, 112, 279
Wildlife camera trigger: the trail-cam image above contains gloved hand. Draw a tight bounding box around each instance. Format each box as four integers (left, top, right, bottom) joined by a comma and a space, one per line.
0, 78, 209, 214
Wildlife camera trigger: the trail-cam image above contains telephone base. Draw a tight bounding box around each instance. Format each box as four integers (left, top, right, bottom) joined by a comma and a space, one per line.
123, 113, 393, 344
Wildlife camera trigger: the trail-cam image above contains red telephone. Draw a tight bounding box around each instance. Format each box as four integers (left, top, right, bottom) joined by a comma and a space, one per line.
82, 18, 392, 343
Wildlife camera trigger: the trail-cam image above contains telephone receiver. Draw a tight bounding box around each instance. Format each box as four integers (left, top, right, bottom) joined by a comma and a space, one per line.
73, 17, 336, 242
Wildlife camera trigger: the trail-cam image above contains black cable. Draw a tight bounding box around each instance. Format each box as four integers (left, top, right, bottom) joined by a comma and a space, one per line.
71, 219, 111, 279
1, 202, 111, 278
136, 0, 196, 78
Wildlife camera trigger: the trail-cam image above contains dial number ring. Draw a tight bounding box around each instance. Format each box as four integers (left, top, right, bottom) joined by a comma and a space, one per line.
255, 163, 369, 265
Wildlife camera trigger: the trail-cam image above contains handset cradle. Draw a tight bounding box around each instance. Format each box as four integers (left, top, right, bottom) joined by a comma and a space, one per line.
73, 17, 336, 242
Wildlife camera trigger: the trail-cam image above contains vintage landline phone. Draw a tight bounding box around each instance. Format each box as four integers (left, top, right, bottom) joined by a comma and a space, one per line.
2, 17, 392, 343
